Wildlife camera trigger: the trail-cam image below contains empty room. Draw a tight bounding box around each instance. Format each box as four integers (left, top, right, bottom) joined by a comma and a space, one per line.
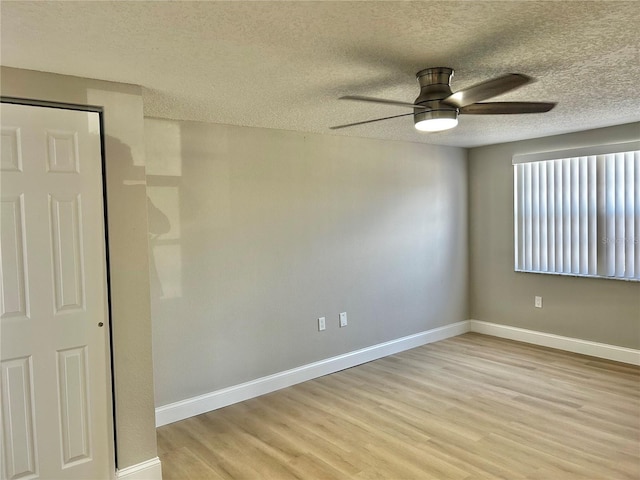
0, 2, 638, 479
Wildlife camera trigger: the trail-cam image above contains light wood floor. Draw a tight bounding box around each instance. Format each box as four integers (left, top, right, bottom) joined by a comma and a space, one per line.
157, 333, 640, 479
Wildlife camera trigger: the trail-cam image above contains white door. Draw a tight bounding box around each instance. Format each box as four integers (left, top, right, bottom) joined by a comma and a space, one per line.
1, 103, 114, 479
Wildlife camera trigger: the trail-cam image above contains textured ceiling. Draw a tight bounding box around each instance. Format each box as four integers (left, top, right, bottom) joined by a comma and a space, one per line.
1, 1, 639, 148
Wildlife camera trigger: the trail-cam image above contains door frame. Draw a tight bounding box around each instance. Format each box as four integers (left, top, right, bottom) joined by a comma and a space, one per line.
1, 96, 118, 473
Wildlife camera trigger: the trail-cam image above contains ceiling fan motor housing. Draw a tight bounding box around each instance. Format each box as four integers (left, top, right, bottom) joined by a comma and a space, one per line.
414, 67, 458, 128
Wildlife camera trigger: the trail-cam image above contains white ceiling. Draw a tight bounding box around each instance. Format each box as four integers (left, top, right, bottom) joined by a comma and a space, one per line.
2, 1, 639, 148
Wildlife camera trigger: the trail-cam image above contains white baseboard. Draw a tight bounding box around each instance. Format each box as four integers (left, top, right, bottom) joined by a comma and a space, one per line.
155, 319, 639, 427
469, 320, 640, 366
155, 320, 470, 427
116, 457, 162, 480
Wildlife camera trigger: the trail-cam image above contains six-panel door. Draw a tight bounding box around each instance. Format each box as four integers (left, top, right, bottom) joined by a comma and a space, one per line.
1, 103, 113, 479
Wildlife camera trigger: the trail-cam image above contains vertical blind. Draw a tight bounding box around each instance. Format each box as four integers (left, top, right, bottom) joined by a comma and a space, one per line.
514, 142, 640, 280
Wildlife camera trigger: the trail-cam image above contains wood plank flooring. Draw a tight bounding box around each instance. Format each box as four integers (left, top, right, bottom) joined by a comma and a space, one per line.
156, 333, 640, 479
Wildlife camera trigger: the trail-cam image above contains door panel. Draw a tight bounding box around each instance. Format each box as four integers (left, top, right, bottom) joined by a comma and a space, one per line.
0, 195, 28, 319
1, 103, 113, 480
1, 356, 38, 479
49, 193, 85, 314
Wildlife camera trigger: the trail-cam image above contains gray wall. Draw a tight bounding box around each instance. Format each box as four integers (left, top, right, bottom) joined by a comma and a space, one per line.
145, 118, 468, 407
1, 67, 158, 468
469, 122, 640, 349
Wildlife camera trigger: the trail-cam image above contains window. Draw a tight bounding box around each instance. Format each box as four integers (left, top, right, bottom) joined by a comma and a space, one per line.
513, 141, 639, 281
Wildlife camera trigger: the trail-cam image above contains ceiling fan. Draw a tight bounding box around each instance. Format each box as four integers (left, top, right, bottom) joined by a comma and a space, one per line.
331, 67, 556, 132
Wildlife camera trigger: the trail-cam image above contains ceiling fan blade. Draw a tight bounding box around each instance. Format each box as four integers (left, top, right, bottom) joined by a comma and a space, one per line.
460, 102, 556, 114
330, 112, 415, 130
339, 95, 427, 110
443, 74, 532, 108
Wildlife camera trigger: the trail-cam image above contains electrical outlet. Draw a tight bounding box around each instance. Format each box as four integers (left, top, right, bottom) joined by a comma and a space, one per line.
339, 312, 348, 327
318, 317, 326, 331
535, 296, 543, 308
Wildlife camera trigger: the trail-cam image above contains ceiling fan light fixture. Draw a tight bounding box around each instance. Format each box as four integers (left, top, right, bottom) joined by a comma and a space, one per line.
414, 109, 458, 132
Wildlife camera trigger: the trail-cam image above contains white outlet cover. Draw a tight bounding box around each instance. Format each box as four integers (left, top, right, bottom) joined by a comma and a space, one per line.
318, 317, 326, 331
535, 296, 543, 308
339, 312, 347, 327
